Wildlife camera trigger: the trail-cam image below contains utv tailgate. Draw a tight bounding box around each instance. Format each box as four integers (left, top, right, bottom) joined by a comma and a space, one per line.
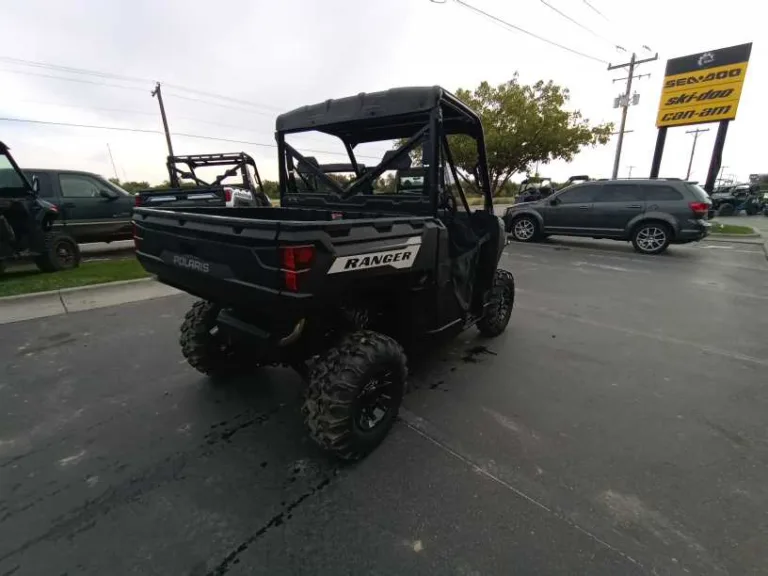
133, 206, 430, 314
136, 187, 226, 209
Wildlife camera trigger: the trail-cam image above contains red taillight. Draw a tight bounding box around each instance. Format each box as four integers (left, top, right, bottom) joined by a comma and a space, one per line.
280, 245, 315, 292
134, 194, 142, 207
224, 187, 233, 203
689, 201, 709, 217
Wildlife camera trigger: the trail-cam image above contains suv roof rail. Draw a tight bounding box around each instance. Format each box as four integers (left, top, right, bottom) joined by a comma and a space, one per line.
594, 177, 682, 181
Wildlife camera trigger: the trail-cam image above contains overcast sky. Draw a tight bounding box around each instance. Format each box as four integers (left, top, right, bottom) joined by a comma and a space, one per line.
0, 0, 763, 186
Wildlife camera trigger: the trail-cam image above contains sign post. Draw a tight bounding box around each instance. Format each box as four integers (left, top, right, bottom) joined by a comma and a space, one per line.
650, 43, 751, 187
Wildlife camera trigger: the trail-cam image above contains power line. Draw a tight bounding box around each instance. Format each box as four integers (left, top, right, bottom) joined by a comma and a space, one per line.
538, 0, 625, 51
0, 55, 283, 113
0, 116, 380, 160
0, 67, 148, 92
582, 0, 609, 22
450, 0, 609, 64
163, 92, 274, 117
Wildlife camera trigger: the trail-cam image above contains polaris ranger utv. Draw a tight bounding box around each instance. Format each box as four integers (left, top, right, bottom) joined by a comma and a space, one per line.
0, 141, 80, 273
133, 86, 515, 460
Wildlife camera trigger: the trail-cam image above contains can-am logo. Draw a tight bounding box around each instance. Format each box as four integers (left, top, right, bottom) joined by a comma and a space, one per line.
173, 254, 210, 273
327, 237, 421, 274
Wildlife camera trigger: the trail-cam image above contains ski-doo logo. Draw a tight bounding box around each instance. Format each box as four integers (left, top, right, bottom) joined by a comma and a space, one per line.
327, 237, 421, 274
172, 254, 210, 273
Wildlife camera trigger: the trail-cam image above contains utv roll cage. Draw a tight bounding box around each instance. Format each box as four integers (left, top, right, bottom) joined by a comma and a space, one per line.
167, 152, 265, 194
275, 86, 493, 213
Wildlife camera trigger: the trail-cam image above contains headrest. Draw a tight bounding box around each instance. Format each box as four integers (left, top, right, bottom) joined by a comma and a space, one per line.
381, 150, 412, 170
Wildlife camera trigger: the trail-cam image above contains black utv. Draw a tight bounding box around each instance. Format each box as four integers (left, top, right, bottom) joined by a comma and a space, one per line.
0, 141, 80, 273
133, 86, 515, 460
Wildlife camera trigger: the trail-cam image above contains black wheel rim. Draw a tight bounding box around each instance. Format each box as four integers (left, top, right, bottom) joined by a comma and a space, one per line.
56, 241, 75, 267
355, 370, 395, 432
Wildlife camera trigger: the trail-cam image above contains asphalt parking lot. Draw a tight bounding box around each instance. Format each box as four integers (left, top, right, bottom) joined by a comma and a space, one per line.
1, 236, 767, 575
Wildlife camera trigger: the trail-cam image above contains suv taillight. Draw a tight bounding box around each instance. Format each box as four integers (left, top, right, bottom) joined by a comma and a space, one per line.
280, 245, 315, 292
223, 187, 233, 203
134, 194, 142, 207
689, 201, 709, 218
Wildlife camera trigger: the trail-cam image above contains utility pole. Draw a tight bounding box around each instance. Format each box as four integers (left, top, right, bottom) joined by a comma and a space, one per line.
684, 128, 709, 180
608, 52, 658, 179
106, 143, 119, 180
151, 82, 178, 188
627, 165, 635, 178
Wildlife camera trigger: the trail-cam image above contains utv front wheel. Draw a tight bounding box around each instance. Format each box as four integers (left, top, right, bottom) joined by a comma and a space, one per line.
180, 300, 245, 377
477, 269, 515, 337
34, 233, 80, 272
303, 331, 407, 460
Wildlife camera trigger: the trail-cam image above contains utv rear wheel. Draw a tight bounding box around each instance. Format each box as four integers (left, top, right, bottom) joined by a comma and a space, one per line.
303, 330, 407, 461
511, 216, 538, 242
180, 300, 245, 377
34, 233, 80, 272
477, 269, 515, 337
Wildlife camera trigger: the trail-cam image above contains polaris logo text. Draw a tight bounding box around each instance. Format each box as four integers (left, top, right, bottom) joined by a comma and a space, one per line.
327, 237, 421, 274
173, 254, 210, 273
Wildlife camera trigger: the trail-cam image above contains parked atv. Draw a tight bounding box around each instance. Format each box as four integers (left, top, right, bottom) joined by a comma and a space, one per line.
134, 86, 515, 461
0, 142, 80, 273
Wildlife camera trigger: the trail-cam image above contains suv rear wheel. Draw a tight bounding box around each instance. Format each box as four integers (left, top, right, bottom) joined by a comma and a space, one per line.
510, 215, 539, 243
631, 222, 671, 255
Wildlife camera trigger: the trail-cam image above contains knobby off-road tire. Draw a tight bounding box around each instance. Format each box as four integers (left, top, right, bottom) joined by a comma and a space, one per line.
34, 232, 80, 272
477, 269, 515, 337
180, 300, 246, 377
303, 330, 407, 461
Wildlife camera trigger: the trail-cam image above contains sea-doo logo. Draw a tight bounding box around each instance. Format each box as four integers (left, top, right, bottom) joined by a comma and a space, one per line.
173, 254, 210, 273
327, 237, 421, 274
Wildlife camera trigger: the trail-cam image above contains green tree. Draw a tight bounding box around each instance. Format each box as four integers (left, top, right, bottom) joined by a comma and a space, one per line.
400, 76, 612, 196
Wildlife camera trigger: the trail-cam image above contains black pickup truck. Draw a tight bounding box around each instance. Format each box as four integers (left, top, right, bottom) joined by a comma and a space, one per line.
24, 168, 134, 243
134, 86, 515, 460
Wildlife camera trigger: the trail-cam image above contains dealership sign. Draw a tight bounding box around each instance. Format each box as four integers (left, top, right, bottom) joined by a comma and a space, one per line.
656, 43, 752, 128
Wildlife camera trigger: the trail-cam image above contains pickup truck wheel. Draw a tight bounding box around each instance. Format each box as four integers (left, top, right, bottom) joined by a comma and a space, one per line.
34, 233, 80, 272
180, 300, 244, 377
303, 330, 406, 461
477, 269, 515, 337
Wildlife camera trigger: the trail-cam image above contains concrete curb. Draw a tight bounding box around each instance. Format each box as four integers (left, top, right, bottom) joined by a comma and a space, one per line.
704, 234, 763, 244
0, 278, 181, 325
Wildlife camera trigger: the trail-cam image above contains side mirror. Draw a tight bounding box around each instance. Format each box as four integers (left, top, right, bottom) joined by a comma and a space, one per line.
100, 189, 119, 200
549, 197, 559, 206
31, 175, 40, 195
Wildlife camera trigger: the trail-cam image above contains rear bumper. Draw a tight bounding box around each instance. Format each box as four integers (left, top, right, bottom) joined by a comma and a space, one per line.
676, 220, 710, 242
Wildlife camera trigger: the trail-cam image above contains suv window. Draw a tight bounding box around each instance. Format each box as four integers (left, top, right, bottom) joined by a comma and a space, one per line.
60, 174, 101, 198
684, 183, 710, 202
556, 184, 598, 204
594, 183, 643, 202
645, 185, 683, 201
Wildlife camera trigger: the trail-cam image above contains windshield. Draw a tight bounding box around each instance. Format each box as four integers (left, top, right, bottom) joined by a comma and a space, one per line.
0, 154, 29, 195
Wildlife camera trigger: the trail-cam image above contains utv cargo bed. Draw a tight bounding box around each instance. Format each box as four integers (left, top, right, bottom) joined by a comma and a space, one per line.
134, 206, 435, 314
